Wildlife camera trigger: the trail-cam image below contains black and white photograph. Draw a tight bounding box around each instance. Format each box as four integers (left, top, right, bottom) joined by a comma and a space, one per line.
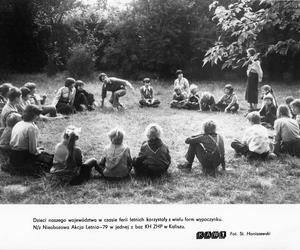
0, 0, 299, 249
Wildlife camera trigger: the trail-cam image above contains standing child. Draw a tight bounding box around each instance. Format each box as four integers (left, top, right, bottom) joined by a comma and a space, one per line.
139, 78, 160, 108
245, 48, 263, 111
200, 92, 216, 111
291, 99, 300, 128
170, 87, 186, 109
74, 80, 95, 111
178, 120, 225, 177
50, 126, 98, 186
133, 124, 171, 178
97, 128, 132, 180
215, 84, 239, 113
183, 84, 200, 110
259, 94, 277, 128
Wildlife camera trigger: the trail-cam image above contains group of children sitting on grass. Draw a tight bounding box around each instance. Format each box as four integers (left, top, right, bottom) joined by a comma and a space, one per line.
0, 73, 300, 186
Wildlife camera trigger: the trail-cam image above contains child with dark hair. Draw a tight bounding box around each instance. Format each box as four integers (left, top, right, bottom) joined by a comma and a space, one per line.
0, 113, 22, 169
261, 85, 277, 108
274, 105, 300, 157
73, 80, 95, 111
170, 87, 186, 109
183, 84, 200, 110
286, 96, 295, 119
178, 120, 225, 177
7, 105, 53, 176
139, 78, 160, 108
96, 128, 132, 180
259, 94, 277, 128
17, 87, 31, 114
133, 123, 171, 178
291, 99, 300, 128
50, 126, 98, 186
231, 112, 274, 160
0, 83, 12, 114
200, 92, 216, 111
24, 82, 57, 117
174, 69, 190, 98
245, 48, 263, 111
215, 84, 239, 113
52, 78, 76, 115
1, 87, 21, 127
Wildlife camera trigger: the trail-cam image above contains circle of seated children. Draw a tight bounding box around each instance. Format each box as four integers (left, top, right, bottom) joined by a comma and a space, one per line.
1, 77, 300, 185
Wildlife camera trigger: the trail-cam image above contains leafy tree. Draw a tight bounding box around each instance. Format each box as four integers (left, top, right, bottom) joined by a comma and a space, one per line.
203, 0, 300, 79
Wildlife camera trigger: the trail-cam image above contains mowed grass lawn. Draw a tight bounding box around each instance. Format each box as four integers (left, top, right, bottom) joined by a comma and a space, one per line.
0, 73, 300, 204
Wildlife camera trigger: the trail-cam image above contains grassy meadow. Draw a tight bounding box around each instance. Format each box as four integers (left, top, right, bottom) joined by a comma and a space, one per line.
0, 73, 300, 204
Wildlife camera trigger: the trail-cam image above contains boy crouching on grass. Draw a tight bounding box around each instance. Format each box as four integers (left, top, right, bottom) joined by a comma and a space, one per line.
178, 120, 225, 177
200, 91, 216, 111
96, 128, 132, 180
183, 84, 200, 110
170, 87, 186, 109
139, 78, 160, 108
215, 84, 239, 113
231, 112, 276, 160
133, 123, 171, 178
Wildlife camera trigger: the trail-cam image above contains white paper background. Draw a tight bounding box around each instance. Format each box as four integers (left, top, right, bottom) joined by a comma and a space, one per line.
0, 205, 299, 250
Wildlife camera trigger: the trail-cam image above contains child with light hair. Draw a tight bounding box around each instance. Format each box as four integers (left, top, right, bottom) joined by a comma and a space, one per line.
291, 99, 300, 128
183, 84, 200, 110
97, 128, 132, 180
178, 120, 225, 177
133, 123, 171, 177
50, 125, 98, 186
170, 87, 186, 109
231, 112, 274, 160
200, 91, 216, 111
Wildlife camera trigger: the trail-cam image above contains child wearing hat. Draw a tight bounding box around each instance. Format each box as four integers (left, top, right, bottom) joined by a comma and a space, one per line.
183, 84, 200, 110
74, 80, 95, 111
139, 78, 160, 108
215, 84, 239, 113
259, 93, 277, 128
170, 87, 186, 109
200, 92, 216, 111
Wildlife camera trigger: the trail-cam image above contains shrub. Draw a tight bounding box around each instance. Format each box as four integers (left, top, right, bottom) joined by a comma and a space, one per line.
66, 45, 95, 78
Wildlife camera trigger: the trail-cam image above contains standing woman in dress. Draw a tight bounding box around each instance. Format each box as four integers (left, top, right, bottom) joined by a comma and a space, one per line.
245, 48, 263, 112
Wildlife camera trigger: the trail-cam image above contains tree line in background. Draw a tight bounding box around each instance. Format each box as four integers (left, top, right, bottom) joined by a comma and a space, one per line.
0, 0, 299, 81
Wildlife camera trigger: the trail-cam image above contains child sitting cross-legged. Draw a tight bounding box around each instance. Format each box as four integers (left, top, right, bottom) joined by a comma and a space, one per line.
178, 120, 225, 177
96, 128, 132, 180
231, 112, 275, 160
139, 78, 160, 108
50, 125, 99, 187
259, 93, 277, 129
170, 87, 186, 109
200, 91, 216, 111
133, 123, 171, 178
261, 85, 277, 108
183, 84, 200, 110
74, 80, 95, 112
215, 84, 239, 113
